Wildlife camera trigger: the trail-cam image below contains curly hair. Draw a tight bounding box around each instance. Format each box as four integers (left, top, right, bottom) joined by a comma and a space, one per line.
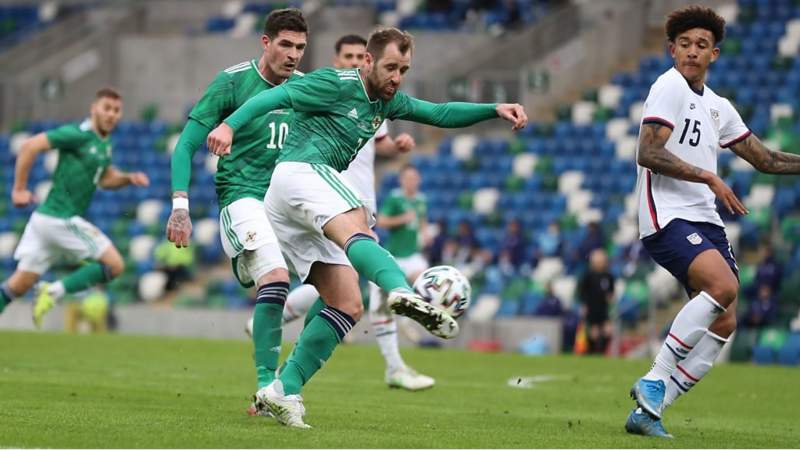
666, 5, 725, 44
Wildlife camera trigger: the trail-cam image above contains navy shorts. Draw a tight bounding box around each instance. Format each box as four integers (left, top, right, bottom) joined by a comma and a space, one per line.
641, 219, 738, 296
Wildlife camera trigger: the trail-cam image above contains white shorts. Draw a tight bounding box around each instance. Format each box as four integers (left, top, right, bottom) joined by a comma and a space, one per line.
266, 162, 372, 282
396, 253, 428, 278
219, 197, 287, 287
14, 212, 112, 275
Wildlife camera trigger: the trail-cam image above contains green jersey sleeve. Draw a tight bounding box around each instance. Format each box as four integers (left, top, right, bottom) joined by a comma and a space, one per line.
189, 71, 235, 128
282, 68, 342, 112
171, 118, 212, 192
387, 91, 498, 128
45, 124, 88, 152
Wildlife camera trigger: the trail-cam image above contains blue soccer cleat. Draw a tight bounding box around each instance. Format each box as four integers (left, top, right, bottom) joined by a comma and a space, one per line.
630, 378, 665, 419
625, 408, 673, 438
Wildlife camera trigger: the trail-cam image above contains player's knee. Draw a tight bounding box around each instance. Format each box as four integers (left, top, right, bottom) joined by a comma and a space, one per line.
106, 260, 124, 278
705, 281, 737, 308
339, 298, 364, 321
256, 267, 290, 287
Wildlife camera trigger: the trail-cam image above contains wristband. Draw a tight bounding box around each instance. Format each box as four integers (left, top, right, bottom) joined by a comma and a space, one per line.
172, 197, 189, 211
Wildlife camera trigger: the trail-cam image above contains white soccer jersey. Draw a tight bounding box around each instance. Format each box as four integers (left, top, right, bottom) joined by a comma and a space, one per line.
341, 120, 389, 212
636, 67, 750, 238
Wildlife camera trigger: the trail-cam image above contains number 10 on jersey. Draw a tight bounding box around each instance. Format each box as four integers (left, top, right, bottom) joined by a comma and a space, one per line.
266, 121, 289, 150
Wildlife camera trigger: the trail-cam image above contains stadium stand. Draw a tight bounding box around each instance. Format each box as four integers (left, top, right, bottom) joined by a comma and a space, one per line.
0, 0, 798, 364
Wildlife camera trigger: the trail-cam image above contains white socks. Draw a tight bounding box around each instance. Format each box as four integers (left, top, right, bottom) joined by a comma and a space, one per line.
644, 291, 725, 382
662, 331, 728, 409
282, 284, 320, 324
369, 282, 405, 372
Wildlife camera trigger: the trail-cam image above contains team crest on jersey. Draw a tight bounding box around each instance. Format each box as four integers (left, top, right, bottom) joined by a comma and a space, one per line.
710, 108, 720, 128
686, 232, 703, 245
372, 115, 382, 130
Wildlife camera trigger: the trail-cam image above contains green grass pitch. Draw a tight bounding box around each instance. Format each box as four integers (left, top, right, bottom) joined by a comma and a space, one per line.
0, 330, 797, 448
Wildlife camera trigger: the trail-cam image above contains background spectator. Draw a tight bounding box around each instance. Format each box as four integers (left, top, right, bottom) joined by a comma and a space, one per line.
578, 249, 615, 354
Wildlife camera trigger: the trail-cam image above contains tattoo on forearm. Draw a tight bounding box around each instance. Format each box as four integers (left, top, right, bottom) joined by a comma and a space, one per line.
638, 123, 706, 182
730, 134, 800, 174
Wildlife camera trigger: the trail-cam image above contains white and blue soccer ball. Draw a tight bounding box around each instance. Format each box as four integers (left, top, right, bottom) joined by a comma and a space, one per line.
412, 265, 472, 319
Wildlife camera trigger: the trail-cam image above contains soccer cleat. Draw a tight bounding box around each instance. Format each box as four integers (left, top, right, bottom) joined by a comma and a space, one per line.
256, 380, 310, 429
387, 290, 459, 339
32, 283, 56, 328
386, 365, 435, 391
630, 378, 666, 419
625, 408, 673, 438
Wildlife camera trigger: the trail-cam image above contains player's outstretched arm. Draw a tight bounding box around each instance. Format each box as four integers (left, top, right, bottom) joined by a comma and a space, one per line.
98, 166, 149, 189
728, 133, 800, 174
208, 87, 292, 156
167, 119, 211, 248
396, 96, 527, 130
638, 123, 748, 215
12, 133, 51, 207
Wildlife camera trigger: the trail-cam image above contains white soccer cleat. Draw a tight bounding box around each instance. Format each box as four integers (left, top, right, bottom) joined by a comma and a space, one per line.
387, 290, 459, 339
255, 380, 310, 429
386, 365, 435, 391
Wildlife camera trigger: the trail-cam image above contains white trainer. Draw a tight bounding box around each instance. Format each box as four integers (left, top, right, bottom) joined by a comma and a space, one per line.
255, 380, 310, 429
387, 290, 459, 339
386, 365, 435, 391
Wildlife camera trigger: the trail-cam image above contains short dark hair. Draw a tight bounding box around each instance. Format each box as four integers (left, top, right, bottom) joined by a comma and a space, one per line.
263, 8, 307, 39
666, 5, 725, 44
335, 34, 367, 54
367, 27, 414, 62
95, 87, 121, 101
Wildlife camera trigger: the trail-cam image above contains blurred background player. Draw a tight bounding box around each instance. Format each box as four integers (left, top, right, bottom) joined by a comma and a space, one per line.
279, 34, 434, 391
626, 5, 800, 438
207, 27, 528, 428
0, 88, 149, 325
166, 8, 307, 413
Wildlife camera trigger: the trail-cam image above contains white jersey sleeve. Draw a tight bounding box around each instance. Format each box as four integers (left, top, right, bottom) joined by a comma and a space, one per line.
718, 99, 751, 148
641, 73, 685, 131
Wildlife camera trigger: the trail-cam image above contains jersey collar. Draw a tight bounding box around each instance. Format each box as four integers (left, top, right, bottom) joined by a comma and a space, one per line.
251, 59, 282, 87
672, 66, 704, 96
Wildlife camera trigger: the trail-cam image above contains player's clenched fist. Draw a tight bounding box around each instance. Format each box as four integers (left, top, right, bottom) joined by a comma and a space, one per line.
394, 133, 415, 153
129, 172, 150, 187
207, 123, 234, 156
496, 103, 528, 131
11, 189, 34, 207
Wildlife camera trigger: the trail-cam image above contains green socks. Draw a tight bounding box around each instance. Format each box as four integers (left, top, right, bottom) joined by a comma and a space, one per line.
279, 305, 355, 395
253, 282, 289, 389
344, 235, 411, 293
62, 262, 114, 294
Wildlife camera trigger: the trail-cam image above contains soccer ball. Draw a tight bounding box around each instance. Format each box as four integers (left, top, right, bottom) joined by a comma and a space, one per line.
412, 265, 472, 319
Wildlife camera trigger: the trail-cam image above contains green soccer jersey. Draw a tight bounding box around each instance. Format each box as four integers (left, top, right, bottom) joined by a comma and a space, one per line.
224, 67, 499, 173
380, 189, 427, 258
188, 59, 301, 208
39, 120, 112, 218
